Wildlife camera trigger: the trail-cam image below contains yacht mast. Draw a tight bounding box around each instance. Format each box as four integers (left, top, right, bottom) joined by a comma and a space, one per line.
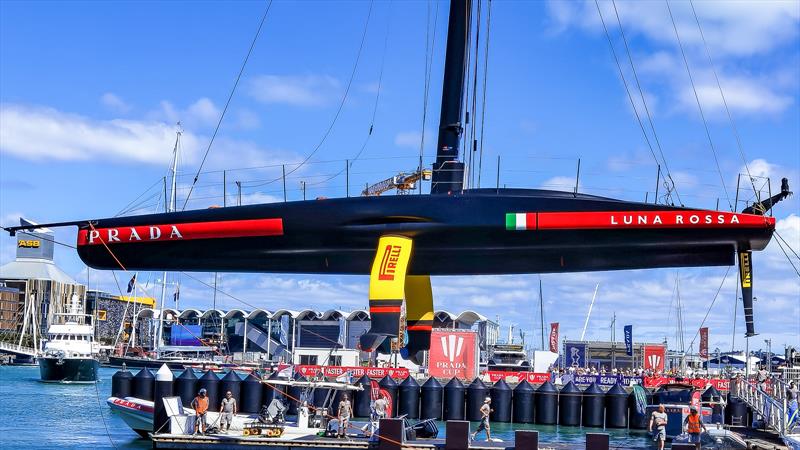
430, 0, 471, 194
156, 127, 181, 357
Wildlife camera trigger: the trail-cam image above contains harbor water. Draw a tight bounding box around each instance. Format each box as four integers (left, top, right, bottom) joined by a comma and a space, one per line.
0, 366, 652, 448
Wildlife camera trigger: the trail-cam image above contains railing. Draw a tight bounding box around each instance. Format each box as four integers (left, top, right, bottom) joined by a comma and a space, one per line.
0, 340, 39, 357
734, 376, 789, 436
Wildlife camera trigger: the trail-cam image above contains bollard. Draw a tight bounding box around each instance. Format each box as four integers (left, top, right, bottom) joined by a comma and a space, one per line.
153, 364, 174, 434
378, 418, 403, 450
111, 368, 133, 398
585, 432, 609, 450
445, 420, 469, 450
515, 430, 539, 450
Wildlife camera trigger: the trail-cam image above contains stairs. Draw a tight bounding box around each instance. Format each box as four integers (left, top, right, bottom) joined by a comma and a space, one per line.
234, 321, 283, 355
734, 376, 799, 447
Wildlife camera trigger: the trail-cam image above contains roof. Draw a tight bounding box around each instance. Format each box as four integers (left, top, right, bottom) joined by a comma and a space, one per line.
0, 259, 78, 284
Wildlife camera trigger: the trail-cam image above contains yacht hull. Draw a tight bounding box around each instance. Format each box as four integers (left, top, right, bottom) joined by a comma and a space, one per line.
38, 356, 99, 383
74, 190, 774, 275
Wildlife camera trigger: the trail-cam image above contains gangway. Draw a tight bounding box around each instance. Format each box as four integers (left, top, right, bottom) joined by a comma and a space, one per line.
733, 376, 800, 448
0, 340, 39, 358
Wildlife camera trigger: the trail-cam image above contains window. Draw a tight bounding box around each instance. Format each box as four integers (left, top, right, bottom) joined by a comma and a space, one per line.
97, 310, 107, 321
299, 355, 318, 365
327, 356, 342, 366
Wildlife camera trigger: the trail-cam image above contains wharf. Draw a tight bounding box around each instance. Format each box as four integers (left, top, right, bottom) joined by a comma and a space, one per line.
151, 434, 518, 450
731, 427, 789, 450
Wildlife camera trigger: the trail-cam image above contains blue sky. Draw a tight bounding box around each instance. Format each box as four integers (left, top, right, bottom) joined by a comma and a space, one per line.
1, 1, 798, 355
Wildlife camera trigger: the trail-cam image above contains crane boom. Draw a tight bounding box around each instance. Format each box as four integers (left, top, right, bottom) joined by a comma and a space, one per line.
362, 170, 432, 196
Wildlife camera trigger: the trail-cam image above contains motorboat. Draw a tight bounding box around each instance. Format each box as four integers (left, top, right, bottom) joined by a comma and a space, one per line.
38, 294, 100, 383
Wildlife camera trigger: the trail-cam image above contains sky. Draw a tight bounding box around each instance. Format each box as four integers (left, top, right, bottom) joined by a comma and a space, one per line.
1, 0, 798, 356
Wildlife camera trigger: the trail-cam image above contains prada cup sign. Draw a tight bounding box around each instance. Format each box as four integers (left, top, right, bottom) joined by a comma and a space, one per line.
428, 329, 478, 380
643, 345, 666, 372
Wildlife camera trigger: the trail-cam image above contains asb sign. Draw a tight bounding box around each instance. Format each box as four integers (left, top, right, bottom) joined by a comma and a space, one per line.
428, 330, 477, 380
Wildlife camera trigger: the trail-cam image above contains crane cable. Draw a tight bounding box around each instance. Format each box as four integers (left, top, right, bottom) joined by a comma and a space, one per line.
182, 0, 275, 210
594, 0, 681, 206
610, 0, 682, 206
688, 0, 761, 206
244, 0, 375, 189
665, 0, 733, 212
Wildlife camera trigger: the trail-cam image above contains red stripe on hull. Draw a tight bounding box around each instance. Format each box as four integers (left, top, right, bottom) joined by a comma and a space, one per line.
535, 211, 773, 230
77, 218, 283, 246
370, 306, 402, 313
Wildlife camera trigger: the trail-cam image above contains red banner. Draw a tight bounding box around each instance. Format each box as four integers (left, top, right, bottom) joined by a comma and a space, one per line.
699, 327, 709, 358
642, 376, 730, 391
294, 365, 410, 380
486, 371, 550, 384
643, 345, 666, 372
549, 323, 559, 353
428, 330, 478, 379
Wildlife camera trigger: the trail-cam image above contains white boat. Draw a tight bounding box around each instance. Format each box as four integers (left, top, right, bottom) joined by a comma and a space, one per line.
38, 294, 100, 383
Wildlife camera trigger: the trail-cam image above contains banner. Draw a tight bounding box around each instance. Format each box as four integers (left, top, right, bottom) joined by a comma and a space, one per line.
564, 343, 587, 368
699, 327, 709, 358
549, 323, 559, 353
294, 365, 410, 379
170, 325, 203, 346
428, 330, 478, 379
643, 345, 666, 371
624, 325, 633, 356
643, 376, 729, 391
486, 371, 550, 384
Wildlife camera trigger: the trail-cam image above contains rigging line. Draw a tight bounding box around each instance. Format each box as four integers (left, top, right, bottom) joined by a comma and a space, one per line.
467, 0, 482, 189
686, 266, 731, 351
775, 230, 800, 262
181, 0, 274, 210
594, 0, 677, 205
688, 0, 759, 204
244, 0, 375, 190
114, 177, 165, 217
775, 236, 800, 278
476, 0, 492, 189
665, 0, 733, 212
306, 0, 393, 188
610, 0, 682, 206
418, 0, 440, 189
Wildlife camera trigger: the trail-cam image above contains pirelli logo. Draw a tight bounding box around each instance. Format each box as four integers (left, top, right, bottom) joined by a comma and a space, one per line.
379, 244, 403, 281
739, 252, 752, 288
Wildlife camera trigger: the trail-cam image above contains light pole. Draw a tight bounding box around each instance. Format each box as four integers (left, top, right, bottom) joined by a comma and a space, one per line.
764, 339, 772, 374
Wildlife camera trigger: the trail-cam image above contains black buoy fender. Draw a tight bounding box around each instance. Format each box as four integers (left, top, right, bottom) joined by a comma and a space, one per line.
558, 381, 582, 426
240, 373, 263, 414
466, 378, 489, 422
421, 377, 444, 420
535, 380, 558, 425
198, 370, 220, 411
111, 368, 133, 398
398, 376, 420, 419
132, 368, 155, 401
441, 378, 463, 421
490, 379, 512, 423
175, 368, 198, 408
512, 379, 535, 424
604, 383, 628, 428
582, 382, 604, 428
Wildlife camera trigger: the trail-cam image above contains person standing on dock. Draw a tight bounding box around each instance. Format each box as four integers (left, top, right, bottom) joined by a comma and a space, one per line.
192, 388, 209, 435
648, 405, 668, 450
683, 406, 706, 450
337, 394, 352, 439
219, 391, 237, 433
470, 397, 493, 442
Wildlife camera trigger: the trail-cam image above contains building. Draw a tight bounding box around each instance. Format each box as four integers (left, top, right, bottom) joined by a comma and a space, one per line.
125, 305, 498, 366
0, 219, 86, 348
85, 290, 155, 346
0, 286, 21, 332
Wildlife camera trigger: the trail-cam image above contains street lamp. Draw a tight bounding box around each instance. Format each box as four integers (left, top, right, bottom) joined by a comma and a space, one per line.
764, 339, 772, 374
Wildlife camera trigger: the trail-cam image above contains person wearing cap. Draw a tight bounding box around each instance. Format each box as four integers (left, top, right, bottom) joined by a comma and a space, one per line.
192, 388, 210, 434
470, 397, 493, 442
683, 406, 706, 450
219, 391, 237, 433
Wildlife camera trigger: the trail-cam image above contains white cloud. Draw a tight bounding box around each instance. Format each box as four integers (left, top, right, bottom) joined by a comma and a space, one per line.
152, 97, 221, 127
394, 131, 422, 149
186, 98, 220, 125
248, 74, 341, 107
678, 75, 793, 115
0, 103, 199, 165
539, 175, 578, 191
100, 92, 131, 113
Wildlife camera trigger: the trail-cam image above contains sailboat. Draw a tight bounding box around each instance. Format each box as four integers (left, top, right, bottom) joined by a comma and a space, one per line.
4, 0, 790, 356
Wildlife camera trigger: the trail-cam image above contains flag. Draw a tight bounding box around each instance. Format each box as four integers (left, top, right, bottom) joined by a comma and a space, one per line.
173, 284, 180, 303
624, 325, 633, 356
506, 213, 535, 230
699, 327, 709, 358
276, 363, 293, 378
549, 323, 559, 353
369, 380, 380, 401
126, 274, 137, 293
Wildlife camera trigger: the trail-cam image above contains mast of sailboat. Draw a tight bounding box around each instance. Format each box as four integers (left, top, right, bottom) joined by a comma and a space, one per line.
430, 0, 471, 194
580, 284, 600, 341
539, 277, 545, 350
156, 126, 181, 358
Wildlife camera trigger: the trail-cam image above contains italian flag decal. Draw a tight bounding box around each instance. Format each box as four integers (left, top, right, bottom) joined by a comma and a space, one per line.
506, 213, 536, 230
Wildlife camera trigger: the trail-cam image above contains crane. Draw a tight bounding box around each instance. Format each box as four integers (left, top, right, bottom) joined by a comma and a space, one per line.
361, 169, 432, 196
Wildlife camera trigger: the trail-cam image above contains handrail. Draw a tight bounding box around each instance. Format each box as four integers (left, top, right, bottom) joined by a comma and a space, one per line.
734, 376, 788, 436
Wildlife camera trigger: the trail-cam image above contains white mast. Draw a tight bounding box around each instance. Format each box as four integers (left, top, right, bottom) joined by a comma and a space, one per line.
156, 126, 181, 358
580, 284, 600, 341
